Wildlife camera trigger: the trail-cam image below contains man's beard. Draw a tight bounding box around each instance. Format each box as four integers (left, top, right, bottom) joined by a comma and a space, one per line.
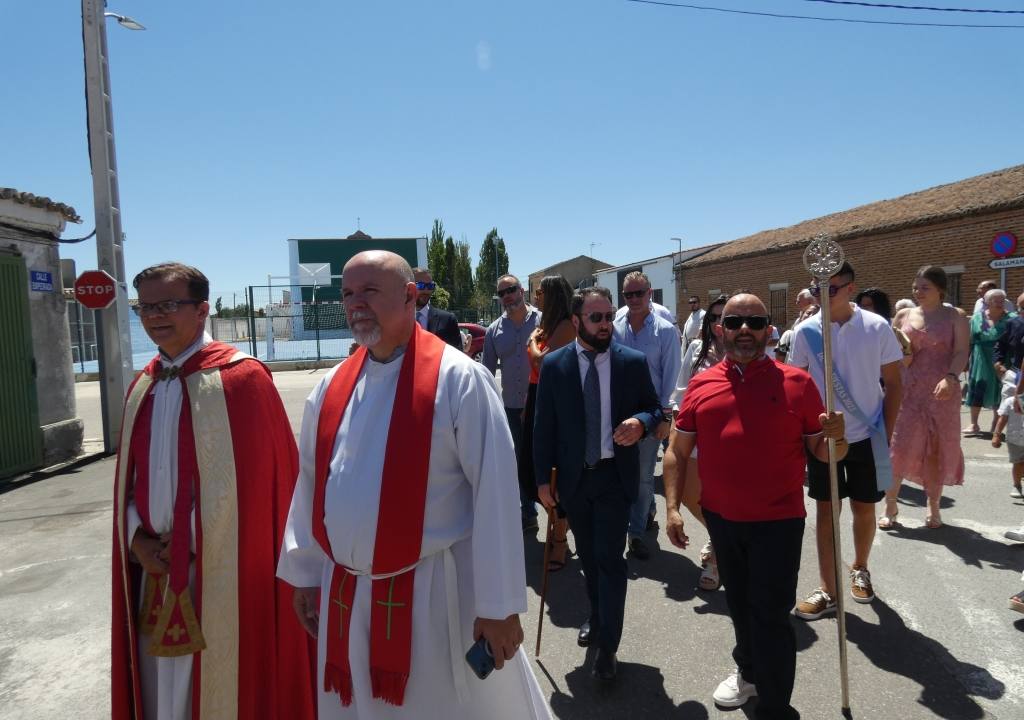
723, 331, 766, 362
578, 324, 612, 352
416, 295, 430, 309
349, 312, 382, 347
503, 297, 523, 311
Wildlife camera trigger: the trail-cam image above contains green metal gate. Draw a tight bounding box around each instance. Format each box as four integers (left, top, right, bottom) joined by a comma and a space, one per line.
0, 252, 42, 478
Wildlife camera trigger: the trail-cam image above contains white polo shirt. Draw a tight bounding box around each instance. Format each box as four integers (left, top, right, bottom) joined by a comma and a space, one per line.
788, 303, 903, 443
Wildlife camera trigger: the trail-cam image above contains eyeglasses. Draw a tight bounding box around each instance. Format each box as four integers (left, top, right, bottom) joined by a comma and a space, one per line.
688, 300, 700, 305
415, 281, 436, 291
582, 311, 616, 324
809, 281, 852, 298
622, 289, 649, 300
132, 299, 201, 317
496, 284, 520, 297
721, 315, 770, 331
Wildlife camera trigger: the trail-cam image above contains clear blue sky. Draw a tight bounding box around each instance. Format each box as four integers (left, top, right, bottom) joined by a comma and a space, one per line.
4, 1, 1022, 299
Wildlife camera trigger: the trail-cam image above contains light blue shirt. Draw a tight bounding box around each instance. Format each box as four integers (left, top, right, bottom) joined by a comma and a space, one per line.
613, 311, 682, 408
482, 306, 540, 409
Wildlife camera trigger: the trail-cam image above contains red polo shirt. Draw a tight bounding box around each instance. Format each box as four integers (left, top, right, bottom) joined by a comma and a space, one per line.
675, 355, 824, 521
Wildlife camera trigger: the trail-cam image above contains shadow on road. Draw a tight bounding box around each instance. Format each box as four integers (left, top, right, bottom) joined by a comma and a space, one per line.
846, 599, 1003, 719
542, 653, 717, 719
882, 517, 1023, 570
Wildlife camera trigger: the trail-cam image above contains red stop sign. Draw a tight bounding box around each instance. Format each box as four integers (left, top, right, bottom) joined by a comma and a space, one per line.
74, 270, 118, 310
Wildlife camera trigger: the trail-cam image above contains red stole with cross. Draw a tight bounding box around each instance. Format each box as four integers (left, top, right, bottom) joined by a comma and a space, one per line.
312, 325, 445, 707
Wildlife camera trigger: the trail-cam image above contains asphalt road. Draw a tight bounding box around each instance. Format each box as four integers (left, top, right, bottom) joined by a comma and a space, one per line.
2, 371, 1021, 719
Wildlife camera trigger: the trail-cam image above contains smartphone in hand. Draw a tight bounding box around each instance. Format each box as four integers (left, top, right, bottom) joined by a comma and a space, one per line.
465, 637, 495, 680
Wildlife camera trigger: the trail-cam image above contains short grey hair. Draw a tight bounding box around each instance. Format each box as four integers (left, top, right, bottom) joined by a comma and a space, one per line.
893, 299, 916, 312
985, 288, 1008, 306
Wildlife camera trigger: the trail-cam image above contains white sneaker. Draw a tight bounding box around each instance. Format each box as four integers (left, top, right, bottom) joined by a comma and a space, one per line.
1005, 527, 1024, 542
713, 669, 758, 708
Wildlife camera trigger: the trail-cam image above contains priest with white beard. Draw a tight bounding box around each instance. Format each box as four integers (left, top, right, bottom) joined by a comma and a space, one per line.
277, 251, 552, 720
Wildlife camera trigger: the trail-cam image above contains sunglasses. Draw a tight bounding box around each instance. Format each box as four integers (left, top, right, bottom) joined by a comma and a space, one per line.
688, 300, 700, 305
133, 299, 201, 316
582, 311, 616, 324
496, 284, 520, 297
623, 289, 649, 300
415, 281, 436, 291
721, 315, 770, 331
809, 280, 852, 298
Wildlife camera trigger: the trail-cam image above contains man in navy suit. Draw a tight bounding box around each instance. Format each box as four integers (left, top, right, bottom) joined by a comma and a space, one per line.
532, 286, 661, 681
412, 267, 463, 348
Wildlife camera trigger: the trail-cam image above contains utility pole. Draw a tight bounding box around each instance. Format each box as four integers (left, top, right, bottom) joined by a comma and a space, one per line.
83, 0, 137, 453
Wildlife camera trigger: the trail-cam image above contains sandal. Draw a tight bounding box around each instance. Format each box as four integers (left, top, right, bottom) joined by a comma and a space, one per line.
877, 500, 899, 530
962, 426, 981, 437
699, 540, 714, 567
925, 514, 943, 529
698, 561, 721, 591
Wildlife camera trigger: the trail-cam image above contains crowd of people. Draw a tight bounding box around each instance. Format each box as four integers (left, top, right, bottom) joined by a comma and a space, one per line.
110, 253, 1024, 720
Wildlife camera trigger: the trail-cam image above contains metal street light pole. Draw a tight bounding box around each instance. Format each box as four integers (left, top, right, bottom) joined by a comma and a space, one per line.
82, 0, 144, 453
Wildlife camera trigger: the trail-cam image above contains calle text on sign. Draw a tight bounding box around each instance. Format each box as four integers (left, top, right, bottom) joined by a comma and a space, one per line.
74, 269, 118, 310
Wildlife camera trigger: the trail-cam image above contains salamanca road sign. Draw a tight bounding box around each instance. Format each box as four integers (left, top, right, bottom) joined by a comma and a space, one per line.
989, 256, 1024, 270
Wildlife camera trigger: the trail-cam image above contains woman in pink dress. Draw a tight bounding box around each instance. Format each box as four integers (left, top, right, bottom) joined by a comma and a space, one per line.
884, 266, 970, 529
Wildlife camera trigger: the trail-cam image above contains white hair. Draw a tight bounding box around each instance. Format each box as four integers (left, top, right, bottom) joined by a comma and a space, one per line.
985, 288, 1008, 306
893, 299, 916, 312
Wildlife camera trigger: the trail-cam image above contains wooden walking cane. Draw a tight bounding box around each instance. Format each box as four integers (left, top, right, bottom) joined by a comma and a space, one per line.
535, 468, 558, 657
804, 233, 854, 719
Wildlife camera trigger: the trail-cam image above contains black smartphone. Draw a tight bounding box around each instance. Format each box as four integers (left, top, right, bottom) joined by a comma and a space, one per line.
465, 637, 495, 680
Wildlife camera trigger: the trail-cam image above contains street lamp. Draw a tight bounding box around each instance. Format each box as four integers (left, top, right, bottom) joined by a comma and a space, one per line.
82, 0, 144, 453
104, 11, 146, 31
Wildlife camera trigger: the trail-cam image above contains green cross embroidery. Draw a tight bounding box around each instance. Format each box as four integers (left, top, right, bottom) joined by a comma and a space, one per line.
331, 574, 350, 634
375, 577, 406, 641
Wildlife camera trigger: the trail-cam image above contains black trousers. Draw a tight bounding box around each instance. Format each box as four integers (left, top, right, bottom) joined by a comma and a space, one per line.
704, 509, 804, 720
562, 461, 631, 654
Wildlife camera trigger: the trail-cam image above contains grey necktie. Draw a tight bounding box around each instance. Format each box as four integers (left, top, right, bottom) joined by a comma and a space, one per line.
583, 350, 601, 466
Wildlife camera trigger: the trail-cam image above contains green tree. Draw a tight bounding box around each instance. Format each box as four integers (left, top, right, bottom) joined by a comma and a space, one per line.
442, 237, 457, 291
475, 228, 500, 293
495, 237, 509, 278
431, 286, 451, 309
427, 219, 447, 281
452, 240, 475, 310
215, 296, 224, 315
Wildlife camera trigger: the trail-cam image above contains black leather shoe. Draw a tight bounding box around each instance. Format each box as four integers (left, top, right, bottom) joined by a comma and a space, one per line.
646, 513, 659, 532
592, 649, 618, 681
629, 536, 650, 560
577, 621, 593, 647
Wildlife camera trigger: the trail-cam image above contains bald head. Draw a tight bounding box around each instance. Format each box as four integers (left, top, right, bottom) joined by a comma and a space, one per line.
344, 250, 415, 282
716, 293, 772, 364
342, 251, 418, 359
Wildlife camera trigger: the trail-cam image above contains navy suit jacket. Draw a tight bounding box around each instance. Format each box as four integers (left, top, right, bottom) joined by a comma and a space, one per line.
426, 306, 463, 349
532, 342, 661, 505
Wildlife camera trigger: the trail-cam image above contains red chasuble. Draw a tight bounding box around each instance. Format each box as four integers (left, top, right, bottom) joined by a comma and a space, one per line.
313, 325, 445, 708
111, 341, 316, 720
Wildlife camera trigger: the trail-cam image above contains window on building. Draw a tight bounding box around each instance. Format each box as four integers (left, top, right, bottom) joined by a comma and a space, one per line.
769, 284, 788, 327
941, 265, 964, 308
652, 289, 664, 305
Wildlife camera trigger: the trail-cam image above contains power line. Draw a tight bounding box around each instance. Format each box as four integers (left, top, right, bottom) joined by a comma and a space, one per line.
802, 0, 1024, 14
624, 0, 1024, 27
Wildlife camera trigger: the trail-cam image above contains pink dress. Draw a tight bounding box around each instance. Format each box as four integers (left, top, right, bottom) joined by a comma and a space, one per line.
889, 317, 964, 489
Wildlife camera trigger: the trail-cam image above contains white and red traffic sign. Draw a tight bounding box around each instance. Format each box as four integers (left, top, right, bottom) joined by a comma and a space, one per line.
74, 269, 118, 310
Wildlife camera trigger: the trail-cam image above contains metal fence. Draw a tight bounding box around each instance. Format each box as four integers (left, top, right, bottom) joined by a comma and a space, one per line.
239, 284, 492, 362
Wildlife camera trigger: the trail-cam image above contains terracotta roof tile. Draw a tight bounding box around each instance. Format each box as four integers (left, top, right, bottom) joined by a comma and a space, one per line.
685, 164, 1024, 267
0, 188, 82, 223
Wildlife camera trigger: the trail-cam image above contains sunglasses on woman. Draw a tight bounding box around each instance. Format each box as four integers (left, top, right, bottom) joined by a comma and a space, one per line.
721, 315, 770, 331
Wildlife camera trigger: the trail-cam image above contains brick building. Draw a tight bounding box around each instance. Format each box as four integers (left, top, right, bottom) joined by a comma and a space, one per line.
677, 165, 1024, 330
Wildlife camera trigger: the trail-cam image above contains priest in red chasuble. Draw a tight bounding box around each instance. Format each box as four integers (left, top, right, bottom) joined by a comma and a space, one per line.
111, 263, 315, 720
277, 251, 552, 719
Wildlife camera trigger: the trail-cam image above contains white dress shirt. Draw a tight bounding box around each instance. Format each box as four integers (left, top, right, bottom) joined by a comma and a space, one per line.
575, 341, 614, 459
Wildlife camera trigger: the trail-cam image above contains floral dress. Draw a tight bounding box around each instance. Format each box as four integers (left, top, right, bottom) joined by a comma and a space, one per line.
890, 316, 964, 489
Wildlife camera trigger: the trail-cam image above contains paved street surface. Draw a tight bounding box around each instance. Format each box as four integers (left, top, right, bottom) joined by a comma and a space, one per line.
2, 370, 1022, 718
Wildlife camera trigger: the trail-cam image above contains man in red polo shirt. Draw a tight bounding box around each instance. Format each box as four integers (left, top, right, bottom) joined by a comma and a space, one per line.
664, 293, 847, 720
